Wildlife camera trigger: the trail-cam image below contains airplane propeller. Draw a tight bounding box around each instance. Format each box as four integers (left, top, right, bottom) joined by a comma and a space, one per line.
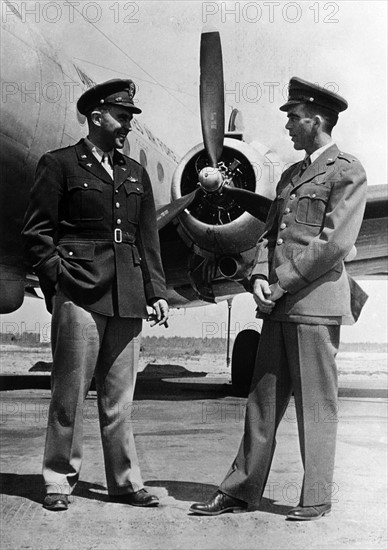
158, 27, 272, 230
222, 186, 272, 221
197, 27, 271, 221
199, 27, 225, 170
156, 189, 197, 230
197, 27, 224, 193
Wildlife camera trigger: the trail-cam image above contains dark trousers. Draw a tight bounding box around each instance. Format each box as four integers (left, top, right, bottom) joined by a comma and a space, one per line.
43, 290, 143, 495
220, 320, 340, 507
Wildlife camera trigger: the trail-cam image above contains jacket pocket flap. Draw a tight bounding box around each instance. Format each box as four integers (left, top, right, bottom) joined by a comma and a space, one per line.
124, 181, 144, 196
67, 177, 103, 192
58, 242, 95, 261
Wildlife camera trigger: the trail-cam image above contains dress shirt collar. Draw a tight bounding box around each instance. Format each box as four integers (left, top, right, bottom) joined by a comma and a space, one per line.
84, 137, 114, 164
308, 140, 335, 164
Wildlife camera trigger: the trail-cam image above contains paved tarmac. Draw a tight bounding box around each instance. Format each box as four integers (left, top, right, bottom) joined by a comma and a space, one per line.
1, 373, 387, 550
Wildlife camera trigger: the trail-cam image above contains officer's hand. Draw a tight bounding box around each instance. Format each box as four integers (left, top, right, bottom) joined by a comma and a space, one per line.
268, 282, 286, 302
147, 299, 169, 328
252, 278, 275, 314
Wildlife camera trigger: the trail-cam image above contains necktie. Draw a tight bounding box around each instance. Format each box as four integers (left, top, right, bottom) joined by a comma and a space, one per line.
299, 155, 311, 176
101, 153, 113, 179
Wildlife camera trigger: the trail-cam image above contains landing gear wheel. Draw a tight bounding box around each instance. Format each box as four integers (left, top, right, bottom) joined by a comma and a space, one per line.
231, 329, 260, 396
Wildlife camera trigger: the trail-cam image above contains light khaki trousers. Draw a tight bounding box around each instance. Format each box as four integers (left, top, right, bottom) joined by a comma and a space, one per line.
43, 290, 143, 495
220, 320, 340, 507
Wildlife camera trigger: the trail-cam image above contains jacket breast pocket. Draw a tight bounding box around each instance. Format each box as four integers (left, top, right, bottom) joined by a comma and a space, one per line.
295, 190, 329, 227
124, 181, 143, 223
66, 177, 103, 221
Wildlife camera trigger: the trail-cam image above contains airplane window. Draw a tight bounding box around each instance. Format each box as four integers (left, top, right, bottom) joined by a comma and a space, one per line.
139, 149, 148, 168
77, 111, 86, 126
157, 162, 165, 183
124, 141, 130, 156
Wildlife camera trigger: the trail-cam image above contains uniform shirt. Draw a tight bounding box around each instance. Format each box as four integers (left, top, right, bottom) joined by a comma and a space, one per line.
84, 137, 114, 178
308, 140, 334, 164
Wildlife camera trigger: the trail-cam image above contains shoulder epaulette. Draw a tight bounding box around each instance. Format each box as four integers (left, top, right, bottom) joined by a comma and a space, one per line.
46, 144, 75, 155
337, 151, 359, 164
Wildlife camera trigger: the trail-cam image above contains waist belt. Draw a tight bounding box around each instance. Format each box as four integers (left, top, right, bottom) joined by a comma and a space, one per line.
58, 230, 135, 244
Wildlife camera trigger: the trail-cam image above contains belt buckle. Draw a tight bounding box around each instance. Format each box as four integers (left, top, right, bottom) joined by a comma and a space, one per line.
114, 228, 123, 243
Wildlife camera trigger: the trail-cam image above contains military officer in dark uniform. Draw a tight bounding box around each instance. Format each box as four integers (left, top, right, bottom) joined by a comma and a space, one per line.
190, 77, 368, 520
22, 79, 169, 511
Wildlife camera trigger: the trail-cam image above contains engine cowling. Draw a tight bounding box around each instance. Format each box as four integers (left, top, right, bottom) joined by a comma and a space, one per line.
171, 137, 279, 257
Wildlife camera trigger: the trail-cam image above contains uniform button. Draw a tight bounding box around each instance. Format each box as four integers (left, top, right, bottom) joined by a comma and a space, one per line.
290, 194, 296, 200
117, 219, 122, 225
116, 202, 120, 208
68, 251, 73, 256
277, 238, 283, 245
280, 223, 287, 229
83, 183, 88, 188
115, 189, 119, 194
284, 207, 290, 214
312, 193, 316, 198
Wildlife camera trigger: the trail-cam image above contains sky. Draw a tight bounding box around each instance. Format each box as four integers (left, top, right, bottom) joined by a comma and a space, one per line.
1, 0, 387, 344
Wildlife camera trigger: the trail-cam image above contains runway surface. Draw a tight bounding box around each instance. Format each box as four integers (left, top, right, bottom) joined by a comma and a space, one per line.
1, 372, 387, 550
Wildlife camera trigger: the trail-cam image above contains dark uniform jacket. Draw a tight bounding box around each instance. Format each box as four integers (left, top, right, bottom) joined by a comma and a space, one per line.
22, 139, 167, 317
250, 144, 368, 324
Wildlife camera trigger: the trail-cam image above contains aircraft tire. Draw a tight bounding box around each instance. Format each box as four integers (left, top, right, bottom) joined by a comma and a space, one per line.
231, 329, 260, 396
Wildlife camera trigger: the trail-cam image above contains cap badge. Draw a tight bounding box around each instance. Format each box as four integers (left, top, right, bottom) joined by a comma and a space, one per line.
128, 82, 135, 99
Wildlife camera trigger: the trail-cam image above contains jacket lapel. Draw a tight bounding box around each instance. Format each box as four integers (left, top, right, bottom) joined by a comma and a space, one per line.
113, 150, 133, 189
290, 144, 339, 191
75, 140, 112, 184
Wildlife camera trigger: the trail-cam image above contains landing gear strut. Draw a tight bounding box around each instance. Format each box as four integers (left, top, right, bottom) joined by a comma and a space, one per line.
231, 329, 260, 396
225, 300, 260, 395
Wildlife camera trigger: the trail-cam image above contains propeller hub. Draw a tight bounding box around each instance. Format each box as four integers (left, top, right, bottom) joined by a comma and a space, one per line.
198, 167, 223, 193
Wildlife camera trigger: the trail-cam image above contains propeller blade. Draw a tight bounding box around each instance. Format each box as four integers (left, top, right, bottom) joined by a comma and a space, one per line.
223, 187, 272, 223
156, 190, 198, 230
200, 27, 225, 167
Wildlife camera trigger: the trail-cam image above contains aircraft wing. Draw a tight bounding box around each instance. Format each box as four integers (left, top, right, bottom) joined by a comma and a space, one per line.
347, 185, 388, 278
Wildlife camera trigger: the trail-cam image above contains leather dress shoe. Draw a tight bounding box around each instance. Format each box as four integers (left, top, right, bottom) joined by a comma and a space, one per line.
286, 502, 331, 521
43, 493, 69, 511
109, 489, 159, 507
189, 491, 247, 516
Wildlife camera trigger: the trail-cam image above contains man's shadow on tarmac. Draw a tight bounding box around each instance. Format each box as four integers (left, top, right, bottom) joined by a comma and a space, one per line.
0, 473, 111, 505
145, 480, 290, 516
1, 474, 289, 515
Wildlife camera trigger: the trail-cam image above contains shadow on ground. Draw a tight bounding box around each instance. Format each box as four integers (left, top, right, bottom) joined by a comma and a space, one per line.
145, 480, 290, 515
0, 364, 237, 399
0, 473, 109, 505
1, 363, 386, 398
1, 474, 290, 516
